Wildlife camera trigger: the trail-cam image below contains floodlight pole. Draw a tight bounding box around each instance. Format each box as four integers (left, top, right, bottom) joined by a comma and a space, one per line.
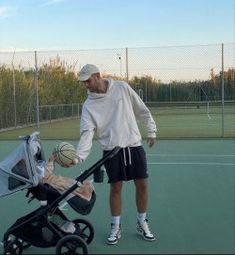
35, 51, 40, 130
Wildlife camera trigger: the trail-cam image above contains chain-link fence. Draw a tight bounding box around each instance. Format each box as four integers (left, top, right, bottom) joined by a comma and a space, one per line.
0, 43, 234, 139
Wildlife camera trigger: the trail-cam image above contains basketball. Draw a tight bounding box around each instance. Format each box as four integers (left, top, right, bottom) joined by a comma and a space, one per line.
53, 142, 76, 166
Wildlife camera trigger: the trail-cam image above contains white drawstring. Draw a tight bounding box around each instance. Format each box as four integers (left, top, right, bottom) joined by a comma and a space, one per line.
123, 148, 127, 166
127, 147, 132, 165
123, 147, 132, 166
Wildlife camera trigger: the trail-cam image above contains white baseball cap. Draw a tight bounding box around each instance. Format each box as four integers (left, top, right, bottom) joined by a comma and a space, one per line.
79, 64, 100, 81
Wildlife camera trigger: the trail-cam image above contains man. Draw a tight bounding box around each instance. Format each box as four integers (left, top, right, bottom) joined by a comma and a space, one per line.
74, 64, 157, 245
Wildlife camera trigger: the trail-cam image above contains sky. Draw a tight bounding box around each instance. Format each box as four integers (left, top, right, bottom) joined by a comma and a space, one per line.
0, 0, 234, 51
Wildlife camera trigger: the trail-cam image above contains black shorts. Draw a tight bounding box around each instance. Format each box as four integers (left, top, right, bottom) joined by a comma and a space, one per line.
103, 146, 148, 183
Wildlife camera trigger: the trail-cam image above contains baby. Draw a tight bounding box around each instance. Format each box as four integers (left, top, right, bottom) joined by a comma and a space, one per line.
41, 154, 94, 202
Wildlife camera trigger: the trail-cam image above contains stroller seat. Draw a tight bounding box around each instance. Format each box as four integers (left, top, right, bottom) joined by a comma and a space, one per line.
27, 182, 96, 215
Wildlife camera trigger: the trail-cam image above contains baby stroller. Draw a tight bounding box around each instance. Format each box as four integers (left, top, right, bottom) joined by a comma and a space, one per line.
0, 132, 120, 255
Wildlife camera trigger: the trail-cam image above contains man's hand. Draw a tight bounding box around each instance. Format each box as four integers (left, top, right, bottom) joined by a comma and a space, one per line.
147, 137, 156, 147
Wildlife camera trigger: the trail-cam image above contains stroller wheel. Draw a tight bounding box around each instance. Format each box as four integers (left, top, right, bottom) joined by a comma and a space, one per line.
72, 219, 94, 244
20, 241, 31, 249
4, 240, 23, 255
15, 238, 31, 250
55, 234, 88, 255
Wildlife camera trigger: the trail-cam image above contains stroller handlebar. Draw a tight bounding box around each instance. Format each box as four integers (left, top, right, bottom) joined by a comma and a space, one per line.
75, 146, 121, 183
105, 146, 121, 159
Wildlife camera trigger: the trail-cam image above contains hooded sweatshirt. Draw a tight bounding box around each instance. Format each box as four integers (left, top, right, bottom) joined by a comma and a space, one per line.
76, 78, 157, 162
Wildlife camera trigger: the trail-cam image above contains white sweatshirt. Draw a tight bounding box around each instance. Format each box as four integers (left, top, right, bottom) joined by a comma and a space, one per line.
76, 78, 157, 162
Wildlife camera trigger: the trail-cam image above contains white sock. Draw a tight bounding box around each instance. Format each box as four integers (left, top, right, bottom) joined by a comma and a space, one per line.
111, 216, 121, 225
137, 212, 146, 222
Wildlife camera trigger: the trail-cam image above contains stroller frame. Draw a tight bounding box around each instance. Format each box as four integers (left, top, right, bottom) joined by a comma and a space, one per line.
1, 133, 120, 255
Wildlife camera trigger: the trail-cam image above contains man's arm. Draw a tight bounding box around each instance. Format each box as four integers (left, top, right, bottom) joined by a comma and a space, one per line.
75, 129, 95, 163
127, 84, 157, 137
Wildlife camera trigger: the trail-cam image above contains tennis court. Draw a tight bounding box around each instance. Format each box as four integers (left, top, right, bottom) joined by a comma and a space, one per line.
0, 138, 234, 254
0, 101, 234, 140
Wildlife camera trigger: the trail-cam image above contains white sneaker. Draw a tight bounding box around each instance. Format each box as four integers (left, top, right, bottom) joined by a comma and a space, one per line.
107, 224, 121, 245
136, 219, 155, 241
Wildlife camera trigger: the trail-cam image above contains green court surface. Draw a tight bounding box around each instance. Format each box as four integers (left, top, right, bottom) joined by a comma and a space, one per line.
0, 103, 234, 140
0, 139, 234, 254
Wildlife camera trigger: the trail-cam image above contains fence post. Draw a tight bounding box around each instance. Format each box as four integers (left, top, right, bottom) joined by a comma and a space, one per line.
11, 50, 17, 128
34, 51, 40, 130
221, 43, 225, 138
77, 104, 80, 120
125, 47, 129, 82
145, 80, 148, 102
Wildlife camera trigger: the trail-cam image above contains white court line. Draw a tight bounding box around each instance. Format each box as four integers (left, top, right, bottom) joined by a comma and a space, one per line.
148, 154, 235, 157
148, 162, 235, 166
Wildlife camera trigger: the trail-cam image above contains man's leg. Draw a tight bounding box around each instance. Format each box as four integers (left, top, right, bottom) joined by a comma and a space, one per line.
107, 181, 123, 245
110, 181, 123, 216
134, 178, 155, 241
134, 178, 148, 213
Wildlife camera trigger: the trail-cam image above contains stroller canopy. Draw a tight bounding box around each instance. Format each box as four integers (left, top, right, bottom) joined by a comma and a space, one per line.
0, 132, 45, 197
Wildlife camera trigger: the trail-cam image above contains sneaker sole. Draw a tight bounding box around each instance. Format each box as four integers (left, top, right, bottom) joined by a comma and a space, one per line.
106, 234, 121, 245
136, 229, 156, 241
106, 240, 118, 245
